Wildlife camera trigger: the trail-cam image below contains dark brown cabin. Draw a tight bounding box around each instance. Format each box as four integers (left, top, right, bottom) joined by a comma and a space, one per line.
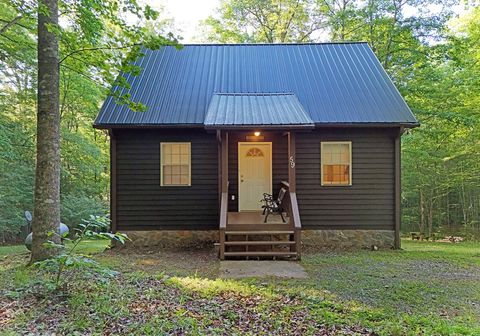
94, 43, 418, 259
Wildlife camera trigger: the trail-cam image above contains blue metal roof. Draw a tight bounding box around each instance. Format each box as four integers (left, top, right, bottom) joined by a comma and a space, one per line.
94, 43, 418, 127
204, 93, 314, 128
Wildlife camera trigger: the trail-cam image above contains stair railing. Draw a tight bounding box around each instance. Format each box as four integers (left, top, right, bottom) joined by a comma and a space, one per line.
219, 184, 228, 260
281, 181, 302, 259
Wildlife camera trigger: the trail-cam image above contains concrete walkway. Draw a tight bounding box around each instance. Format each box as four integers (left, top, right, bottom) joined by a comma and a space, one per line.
219, 260, 308, 279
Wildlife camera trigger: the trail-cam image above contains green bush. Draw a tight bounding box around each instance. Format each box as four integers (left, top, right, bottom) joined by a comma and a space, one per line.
61, 194, 108, 231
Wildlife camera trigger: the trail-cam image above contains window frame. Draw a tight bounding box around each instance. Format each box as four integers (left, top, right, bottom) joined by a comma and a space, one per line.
320, 141, 352, 187
160, 142, 192, 187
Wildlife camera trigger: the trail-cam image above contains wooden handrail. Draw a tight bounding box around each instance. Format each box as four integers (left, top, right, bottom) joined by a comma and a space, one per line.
219, 187, 228, 260
281, 181, 301, 259
220, 192, 228, 230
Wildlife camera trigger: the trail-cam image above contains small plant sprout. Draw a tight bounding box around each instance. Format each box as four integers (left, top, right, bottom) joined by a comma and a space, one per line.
35, 215, 129, 291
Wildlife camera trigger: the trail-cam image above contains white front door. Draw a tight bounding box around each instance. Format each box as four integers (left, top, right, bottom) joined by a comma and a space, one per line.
238, 142, 272, 211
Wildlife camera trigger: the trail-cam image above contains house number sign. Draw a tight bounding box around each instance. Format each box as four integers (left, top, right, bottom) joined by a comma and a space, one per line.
289, 155, 295, 168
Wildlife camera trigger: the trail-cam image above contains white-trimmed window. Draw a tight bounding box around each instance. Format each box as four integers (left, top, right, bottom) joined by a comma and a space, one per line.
321, 142, 352, 186
160, 142, 191, 186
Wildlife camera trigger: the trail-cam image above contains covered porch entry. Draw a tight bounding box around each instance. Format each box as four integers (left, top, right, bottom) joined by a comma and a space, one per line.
204, 93, 314, 259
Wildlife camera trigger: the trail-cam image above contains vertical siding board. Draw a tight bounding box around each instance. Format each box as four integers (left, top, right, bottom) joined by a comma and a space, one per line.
115, 129, 218, 230
109, 130, 117, 233
395, 129, 402, 248
296, 128, 396, 230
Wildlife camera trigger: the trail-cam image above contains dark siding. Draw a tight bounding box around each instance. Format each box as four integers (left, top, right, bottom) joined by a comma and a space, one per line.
296, 128, 396, 230
227, 132, 288, 211
115, 129, 218, 230
114, 127, 396, 232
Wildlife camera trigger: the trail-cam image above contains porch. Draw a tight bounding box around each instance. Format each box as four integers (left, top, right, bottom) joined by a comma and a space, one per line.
205, 93, 314, 260
218, 130, 302, 260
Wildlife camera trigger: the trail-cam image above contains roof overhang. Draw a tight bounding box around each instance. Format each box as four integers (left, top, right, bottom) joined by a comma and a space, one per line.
93, 122, 419, 130
313, 122, 420, 129
203, 93, 315, 130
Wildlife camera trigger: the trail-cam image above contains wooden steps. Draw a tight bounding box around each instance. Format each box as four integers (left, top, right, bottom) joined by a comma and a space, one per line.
224, 240, 295, 246
226, 224, 290, 231
224, 251, 298, 257
225, 230, 294, 235
223, 223, 297, 259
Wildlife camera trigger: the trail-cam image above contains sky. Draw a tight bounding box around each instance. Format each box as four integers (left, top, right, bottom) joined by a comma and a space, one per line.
157, 0, 220, 42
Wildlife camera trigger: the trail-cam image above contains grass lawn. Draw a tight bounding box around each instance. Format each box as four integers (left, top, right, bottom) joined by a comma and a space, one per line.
0, 240, 479, 335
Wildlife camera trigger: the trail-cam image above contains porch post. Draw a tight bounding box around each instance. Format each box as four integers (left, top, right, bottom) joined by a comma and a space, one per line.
219, 131, 228, 260
287, 132, 296, 192
217, 130, 221, 204
221, 131, 228, 192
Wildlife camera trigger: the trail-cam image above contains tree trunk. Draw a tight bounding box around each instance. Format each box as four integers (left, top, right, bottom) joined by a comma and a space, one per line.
419, 189, 425, 235
428, 200, 433, 237
31, 0, 61, 262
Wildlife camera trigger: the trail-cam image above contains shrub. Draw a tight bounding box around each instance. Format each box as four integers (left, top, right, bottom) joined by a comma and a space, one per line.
61, 194, 107, 231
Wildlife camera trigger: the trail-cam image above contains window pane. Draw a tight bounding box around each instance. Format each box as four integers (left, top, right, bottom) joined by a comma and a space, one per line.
172, 144, 180, 154
172, 165, 181, 174
180, 165, 189, 174
323, 165, 333, 184
164, 165, 172, 175
162, 150, 171, 164
332, 153, 341, 164
163, 174, 172, 185
180, 144, 189, 155
180, 175, 189, 185
170, 153, 179, 164
323, 143, 333, 154
163, 144, 171, 155
171, 175, 181, 185
323, 152, 331, 164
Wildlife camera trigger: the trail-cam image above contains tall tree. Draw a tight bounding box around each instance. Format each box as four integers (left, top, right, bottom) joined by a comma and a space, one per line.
3, 0, 178, 259
202, 0, 325, 42
31, 0, 61, 261
0, 0, 177, 244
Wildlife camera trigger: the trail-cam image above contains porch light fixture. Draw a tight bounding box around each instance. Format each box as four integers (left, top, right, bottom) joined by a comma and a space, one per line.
254, 131, 261, 136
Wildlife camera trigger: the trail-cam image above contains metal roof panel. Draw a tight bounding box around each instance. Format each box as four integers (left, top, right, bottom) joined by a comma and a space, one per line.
94, 43, 417, 127
204, 93, 314, 128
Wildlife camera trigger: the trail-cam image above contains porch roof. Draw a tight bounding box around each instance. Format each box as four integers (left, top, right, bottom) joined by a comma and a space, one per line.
204, 93, 314, 129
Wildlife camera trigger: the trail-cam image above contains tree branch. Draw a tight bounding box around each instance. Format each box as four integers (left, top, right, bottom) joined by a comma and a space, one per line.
0, 15, 23, 34
59, 44, 142, 64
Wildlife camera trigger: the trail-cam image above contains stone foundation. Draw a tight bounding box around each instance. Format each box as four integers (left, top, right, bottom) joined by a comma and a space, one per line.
120, 230, 218, 248
302, 229, 395, 250
118, 229, 395, 250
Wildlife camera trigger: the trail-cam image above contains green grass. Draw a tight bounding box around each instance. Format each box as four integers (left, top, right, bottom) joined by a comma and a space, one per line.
296, 240, 480, 335
0, 245, 29, 257
0, 240, 479, 335
0, 239, 108, 258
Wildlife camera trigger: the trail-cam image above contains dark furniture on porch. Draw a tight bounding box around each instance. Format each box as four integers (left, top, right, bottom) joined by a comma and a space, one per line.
261, 188, 287, 223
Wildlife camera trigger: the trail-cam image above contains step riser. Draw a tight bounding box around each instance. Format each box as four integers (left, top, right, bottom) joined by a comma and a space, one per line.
225, 241, 295, 246
224, 252, 298, 257
226, 224, 292, 231
226, 231, 294, 235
